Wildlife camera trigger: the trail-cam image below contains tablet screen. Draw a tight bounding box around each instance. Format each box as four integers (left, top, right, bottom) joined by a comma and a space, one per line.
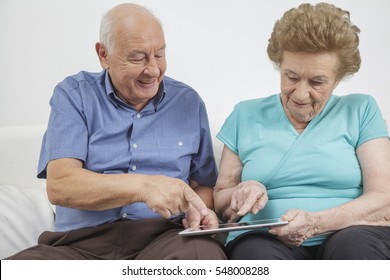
179, 218, 288, 236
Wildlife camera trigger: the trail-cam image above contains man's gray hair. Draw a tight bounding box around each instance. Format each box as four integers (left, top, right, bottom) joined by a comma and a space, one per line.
99, 10, 114, 52
98, 5, 162, 54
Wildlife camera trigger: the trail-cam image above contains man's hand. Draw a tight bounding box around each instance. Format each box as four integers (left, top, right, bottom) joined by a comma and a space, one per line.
182, 205, 219, 229
142, 175, 208, 219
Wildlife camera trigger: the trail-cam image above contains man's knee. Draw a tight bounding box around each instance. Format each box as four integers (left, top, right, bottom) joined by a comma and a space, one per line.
136, 230, 227, 260
175, 236, 227, 259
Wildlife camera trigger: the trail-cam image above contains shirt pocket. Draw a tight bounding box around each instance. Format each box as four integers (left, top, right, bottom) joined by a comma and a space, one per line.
156, 132, 199, 180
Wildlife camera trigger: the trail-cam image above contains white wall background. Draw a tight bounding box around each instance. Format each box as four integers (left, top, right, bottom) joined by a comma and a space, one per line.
1, 0, 389, 128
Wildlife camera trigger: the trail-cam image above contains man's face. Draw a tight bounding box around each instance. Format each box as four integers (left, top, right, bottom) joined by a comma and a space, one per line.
99, 19, 167, 111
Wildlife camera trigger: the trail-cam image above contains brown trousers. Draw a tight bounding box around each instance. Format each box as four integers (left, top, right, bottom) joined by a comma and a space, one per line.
6, 218, 227, 260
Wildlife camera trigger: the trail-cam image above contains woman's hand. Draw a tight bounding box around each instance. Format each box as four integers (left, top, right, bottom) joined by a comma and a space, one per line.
269, 209, 319, 247
231, 180, 268, 216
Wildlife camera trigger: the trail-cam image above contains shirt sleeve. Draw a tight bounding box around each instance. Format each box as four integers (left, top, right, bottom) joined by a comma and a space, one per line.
189, 101, 218, 187
37, 83, 88, 178
357, 95, 389, 147
216, 103, 240, 154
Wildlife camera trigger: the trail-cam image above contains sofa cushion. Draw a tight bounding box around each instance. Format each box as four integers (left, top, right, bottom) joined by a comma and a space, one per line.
0, 124, 47, 189
0, 185, 55, 259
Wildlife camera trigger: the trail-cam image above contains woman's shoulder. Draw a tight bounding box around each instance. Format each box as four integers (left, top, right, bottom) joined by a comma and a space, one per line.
335, 93, 375, 104
235, 94, 279, 110
332, 93, 380, 112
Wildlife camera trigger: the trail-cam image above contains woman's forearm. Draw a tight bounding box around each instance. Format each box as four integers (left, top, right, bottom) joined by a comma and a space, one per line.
312, 191, 390, 236
214, 187, 240, 222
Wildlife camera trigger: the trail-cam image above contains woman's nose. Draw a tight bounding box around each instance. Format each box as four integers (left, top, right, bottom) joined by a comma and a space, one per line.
294, 82, 310, 100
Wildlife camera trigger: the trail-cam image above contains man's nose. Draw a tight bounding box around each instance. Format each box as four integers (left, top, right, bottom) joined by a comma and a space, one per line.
143, 57, 160, 77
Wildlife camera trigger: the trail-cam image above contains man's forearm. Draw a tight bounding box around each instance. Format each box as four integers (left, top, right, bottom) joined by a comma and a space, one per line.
193, 185, 214, 209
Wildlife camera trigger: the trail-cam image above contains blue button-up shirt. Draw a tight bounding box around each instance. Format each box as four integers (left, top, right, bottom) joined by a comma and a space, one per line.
38, 70, 218, 232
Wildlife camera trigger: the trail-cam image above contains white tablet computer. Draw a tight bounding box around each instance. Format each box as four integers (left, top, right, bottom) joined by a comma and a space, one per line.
179, 218, 288, 236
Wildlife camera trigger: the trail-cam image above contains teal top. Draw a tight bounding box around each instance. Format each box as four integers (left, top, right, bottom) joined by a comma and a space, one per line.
217, 94, 389, 246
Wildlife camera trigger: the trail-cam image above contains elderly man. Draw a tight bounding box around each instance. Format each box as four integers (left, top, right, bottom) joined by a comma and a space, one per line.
6, 3, 226, 260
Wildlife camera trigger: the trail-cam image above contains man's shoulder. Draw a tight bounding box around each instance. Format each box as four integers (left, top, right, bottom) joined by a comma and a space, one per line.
163, 76, 198, 94
58, 70, 104, 91
162, 76, 204, 106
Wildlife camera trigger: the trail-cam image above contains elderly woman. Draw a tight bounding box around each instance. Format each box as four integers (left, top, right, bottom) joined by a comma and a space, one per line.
214, 3, 390, 260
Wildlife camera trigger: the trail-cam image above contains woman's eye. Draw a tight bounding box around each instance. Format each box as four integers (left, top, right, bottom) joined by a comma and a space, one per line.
287, 76, 299, 81
311, 80, 324, 86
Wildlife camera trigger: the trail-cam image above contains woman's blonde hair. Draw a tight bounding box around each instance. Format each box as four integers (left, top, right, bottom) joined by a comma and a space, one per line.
267, 2, 361, 80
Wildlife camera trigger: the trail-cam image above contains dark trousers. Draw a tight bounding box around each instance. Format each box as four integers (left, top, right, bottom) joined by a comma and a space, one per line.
227, 225, 390, 260
6, 218, 227, 260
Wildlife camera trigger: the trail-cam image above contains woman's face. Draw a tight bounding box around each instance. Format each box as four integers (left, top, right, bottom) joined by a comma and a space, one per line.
279, 51, 340, 128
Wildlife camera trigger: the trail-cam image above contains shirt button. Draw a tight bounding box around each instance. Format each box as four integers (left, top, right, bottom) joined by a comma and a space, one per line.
132, 143, 138, 149
178, 141, 183, 146
136, 113, 141, 119
122, 213, 127, 219
132, 165, 137, 171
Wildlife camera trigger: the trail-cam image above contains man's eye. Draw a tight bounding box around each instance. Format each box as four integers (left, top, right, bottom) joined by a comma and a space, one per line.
131, 58, 144, 62
128, 55, 145, 62
155, 52, 165, 59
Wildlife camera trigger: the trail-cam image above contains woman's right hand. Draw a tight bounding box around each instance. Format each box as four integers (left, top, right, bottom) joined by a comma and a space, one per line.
231, 180, 268, 216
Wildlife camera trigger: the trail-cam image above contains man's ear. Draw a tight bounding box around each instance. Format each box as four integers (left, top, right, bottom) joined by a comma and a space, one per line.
95, 42, 109, 69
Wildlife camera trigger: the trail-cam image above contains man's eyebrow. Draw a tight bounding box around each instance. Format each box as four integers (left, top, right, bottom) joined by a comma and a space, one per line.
156, 44, 166, 52
127, 51, 145, 57
128, 45, 166, 56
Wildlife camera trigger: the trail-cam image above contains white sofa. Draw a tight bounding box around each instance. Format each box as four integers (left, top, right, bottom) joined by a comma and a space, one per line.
0, 112, 227, 259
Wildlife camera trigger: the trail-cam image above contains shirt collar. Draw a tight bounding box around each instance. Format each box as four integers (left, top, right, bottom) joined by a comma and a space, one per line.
104, 70, 166, 112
